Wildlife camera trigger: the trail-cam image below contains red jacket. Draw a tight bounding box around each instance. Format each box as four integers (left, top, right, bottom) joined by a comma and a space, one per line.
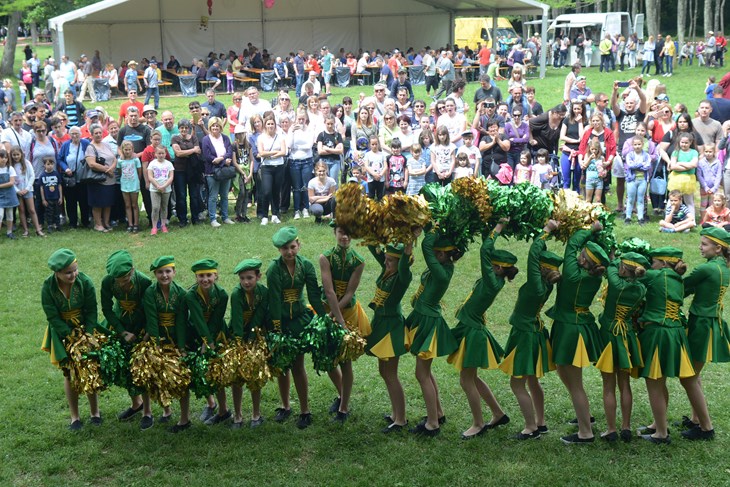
578, 127, 617, 167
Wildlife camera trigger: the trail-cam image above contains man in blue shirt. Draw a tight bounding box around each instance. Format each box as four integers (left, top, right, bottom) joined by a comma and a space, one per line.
293, 50, 305, 98
389, 68, 414, 104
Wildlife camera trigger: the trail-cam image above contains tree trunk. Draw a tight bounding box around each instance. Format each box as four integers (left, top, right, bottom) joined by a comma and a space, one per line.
704, 0, 713, 36
677, 0, 687, 44
646, 0, 660, 37
713, 0, 721, 32
721, 0, 726, 34
0, 11, 22, 77
30, 21, 37, 45
690, 0, 696, 40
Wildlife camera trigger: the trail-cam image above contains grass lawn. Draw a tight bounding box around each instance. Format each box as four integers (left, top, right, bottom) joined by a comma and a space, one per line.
3, 43, 730, 487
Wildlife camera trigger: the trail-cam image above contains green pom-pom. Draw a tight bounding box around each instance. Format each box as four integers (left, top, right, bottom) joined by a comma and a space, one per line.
85, 336, 129, 390
181, 349, 218, 399
303, 315, 346, 373
617, 237, 653, 259
266, 331, 302, 372
488, 181, 553, 241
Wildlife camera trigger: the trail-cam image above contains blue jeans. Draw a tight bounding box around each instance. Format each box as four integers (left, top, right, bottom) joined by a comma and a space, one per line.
206, 175, 230, 222
665, 55, 673, 74
560, 151, 582, 191
625, 176, 647, 220
144, 86, 159, 108
641, 60, 652, 74
295, 73, 305, 97
289, 158, 313, 211
323, 158, 340, 182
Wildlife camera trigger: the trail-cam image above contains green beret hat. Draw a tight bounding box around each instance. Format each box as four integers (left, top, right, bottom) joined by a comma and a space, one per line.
433, 234, 457, 251
150, 255, 175, 271
539, 251, 563, 270
492, 249, 518, 267
106, 250, 133, 278
584, 241, 610, 267
272, 226, 298, 248
191, 258, 219, 274
700, 227, 730, 248
385, 243, 405, 257
649, 246, 683, 262
48, 248, 77, 272
233, 258, 262, 274
619, 252, 650, 269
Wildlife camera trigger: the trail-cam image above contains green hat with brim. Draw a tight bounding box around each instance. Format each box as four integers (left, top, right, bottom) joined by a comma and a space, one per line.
539, 251, 563, 270
191, 258, 219, 274
649, 246, 683, 263
700, 227, 730, 248
48, 248, 77, 272
272, 226, 298, 248
585, 241, 610, 267
433, 234, 457, 252
233, 258, 262, 274
492, 249, 518, 267
619, 252, 650, 269
106, 250, 133, 278
150, 255, 175, 271
385, 243, 405, 258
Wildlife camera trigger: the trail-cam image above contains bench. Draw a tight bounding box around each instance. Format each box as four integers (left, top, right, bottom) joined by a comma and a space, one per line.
234, 76, 258, 89
158, 80, 173, 94
351, 73, 369, 86
525, 63, 538, 79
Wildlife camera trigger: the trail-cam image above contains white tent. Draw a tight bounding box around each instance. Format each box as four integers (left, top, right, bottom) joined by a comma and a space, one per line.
49, 0, 550, 76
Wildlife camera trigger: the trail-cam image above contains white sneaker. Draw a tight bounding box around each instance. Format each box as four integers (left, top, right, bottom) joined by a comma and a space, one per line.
293, 211, 301, 220
260, 217, 268, 226
223, 218, 235, 224
198, 211, 207, 220
271, 215, 281, 224
211, 220, 221, 228
302, 209, 310, 218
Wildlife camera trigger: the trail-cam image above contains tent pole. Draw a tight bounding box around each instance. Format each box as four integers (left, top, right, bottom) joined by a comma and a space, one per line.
158, 0, 165, 60
539, 6, 548, 79
358, 0, 363, 53
261, 0, 266, 52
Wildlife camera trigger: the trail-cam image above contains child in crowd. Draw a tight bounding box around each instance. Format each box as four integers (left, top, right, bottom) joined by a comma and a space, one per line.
349, 166, 368, 193
623, 136, 652, 225
453, 153, 472, 180
700, 193, 730, 231
364, 136, 387, 200
513, 150, 532, 184
705, 76, 716, 99
582, 140, 606, 204
419, 130, 435, 184
660, 189, 696, 233
405, 144, 427, 196
10, 146, 43, 237
697, 144, 722, 221
431, 126, 455, 186
147, 145, 174, 235
530, 148, 556, 190
0, 148, 18, 239
118, 140, 142, 233
386, 138, 406, 194
233, 125, 253, 222
40, 157, 62, 232
668, 133, 699, 222
456, 131, 481, 176
226, 66, 235, 94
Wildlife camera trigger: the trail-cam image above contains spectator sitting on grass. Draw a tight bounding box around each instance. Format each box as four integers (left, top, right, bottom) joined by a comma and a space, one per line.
660, 189, 696, 233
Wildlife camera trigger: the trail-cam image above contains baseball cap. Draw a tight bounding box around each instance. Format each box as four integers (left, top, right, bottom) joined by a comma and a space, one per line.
398, 68, 407, 74
234, 124, 246, 134
23, 103, 38, 112
576, 75, 586, 81
86, 109, 100, 118
321, 46, 328, 51
655, 93, 669, 102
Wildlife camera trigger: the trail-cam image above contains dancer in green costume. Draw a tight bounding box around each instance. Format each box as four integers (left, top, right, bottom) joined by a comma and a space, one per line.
636, 247, 712, 444
267, 226, 325, 429
549, 223, 609, 445
100, 250, 154, 429
320, 223, 370, 423
41, 248, 105, 431
186, 259, 231, 426
405, 230, 461, 437
500, 221, 561, 440
594, 252, 649, 443
677, 227, 730, 439
366, 237, 416, 433
448, 222, 513, 440
230, 259, 270, 428
143, 256, 191, 433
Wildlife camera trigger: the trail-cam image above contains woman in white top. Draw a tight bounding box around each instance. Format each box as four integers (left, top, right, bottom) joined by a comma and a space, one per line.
102, 63, 119, 94
287, 108, 315, 220
273, 91, 295, 126
256, 113, 287, 225
307, 161, 337, 223
306, 96, 324, 135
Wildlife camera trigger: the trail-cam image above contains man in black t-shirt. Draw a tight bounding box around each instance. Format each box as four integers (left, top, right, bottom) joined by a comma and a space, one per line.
473, 74, 502, 104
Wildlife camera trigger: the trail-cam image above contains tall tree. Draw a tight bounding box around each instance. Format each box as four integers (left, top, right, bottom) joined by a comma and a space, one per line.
704, 0, 713, 36
677, 0, 687, 44
713, 0, 722, 32
645, 0, 660, 36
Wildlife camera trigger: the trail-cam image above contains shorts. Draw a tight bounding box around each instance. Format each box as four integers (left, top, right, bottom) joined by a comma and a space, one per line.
585, 175, 604, 190
21, 190, 34, 200
611, 155, 626, 178
206, 76, 219, 82
323, 72, 332, 84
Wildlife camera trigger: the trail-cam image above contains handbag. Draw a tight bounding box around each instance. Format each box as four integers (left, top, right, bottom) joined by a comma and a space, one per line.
213, 164, 237, 181
649, 163, 667, 196
63, 173, 77, 188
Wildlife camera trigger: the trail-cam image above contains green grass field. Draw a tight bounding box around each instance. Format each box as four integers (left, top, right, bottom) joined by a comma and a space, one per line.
3, 44, 730, 487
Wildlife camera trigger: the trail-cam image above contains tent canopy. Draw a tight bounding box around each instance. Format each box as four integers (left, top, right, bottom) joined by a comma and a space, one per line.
49, 0, 548, 64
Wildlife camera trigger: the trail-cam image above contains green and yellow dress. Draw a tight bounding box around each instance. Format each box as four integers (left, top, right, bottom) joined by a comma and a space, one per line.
499, 233, 555, 378
322, 244, 371, 336
41, 272, 105, 367
186, 283, 229, 348
684, 256, 730, 363
549, 229, 604, 367
143, 281, 188, 351
100, 270, 152, 339
266, 255, 325, 338
405, 231, 458, 359
365, 246, 413, 360
447, 231, 506, 371
595, 261, 646, 375
230, 282, 270, 340
638, 268, 695, 379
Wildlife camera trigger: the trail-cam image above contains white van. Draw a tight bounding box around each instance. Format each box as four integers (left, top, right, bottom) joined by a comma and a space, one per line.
548, 12, 644, 66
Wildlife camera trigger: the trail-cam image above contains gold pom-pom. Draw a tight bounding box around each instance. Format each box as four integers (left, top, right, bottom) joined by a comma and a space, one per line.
338, 330, 367, 364
64, 328, 106, 395
334, 183, 371, 239
550, 189, 606, 243
207, 338, 247, 388
451, 176, 492, 222
380, 193, 432, 245
241, 331, 273, 391
130, 340, 191, 407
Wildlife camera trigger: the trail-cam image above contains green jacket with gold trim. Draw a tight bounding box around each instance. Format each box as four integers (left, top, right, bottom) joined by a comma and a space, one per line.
185, 283, 229, 345
684, 256, 729, 318
143, 281, 188, 349
100, 270, 152, 336
230, 282, 269, 339
509, 232, 553, 332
